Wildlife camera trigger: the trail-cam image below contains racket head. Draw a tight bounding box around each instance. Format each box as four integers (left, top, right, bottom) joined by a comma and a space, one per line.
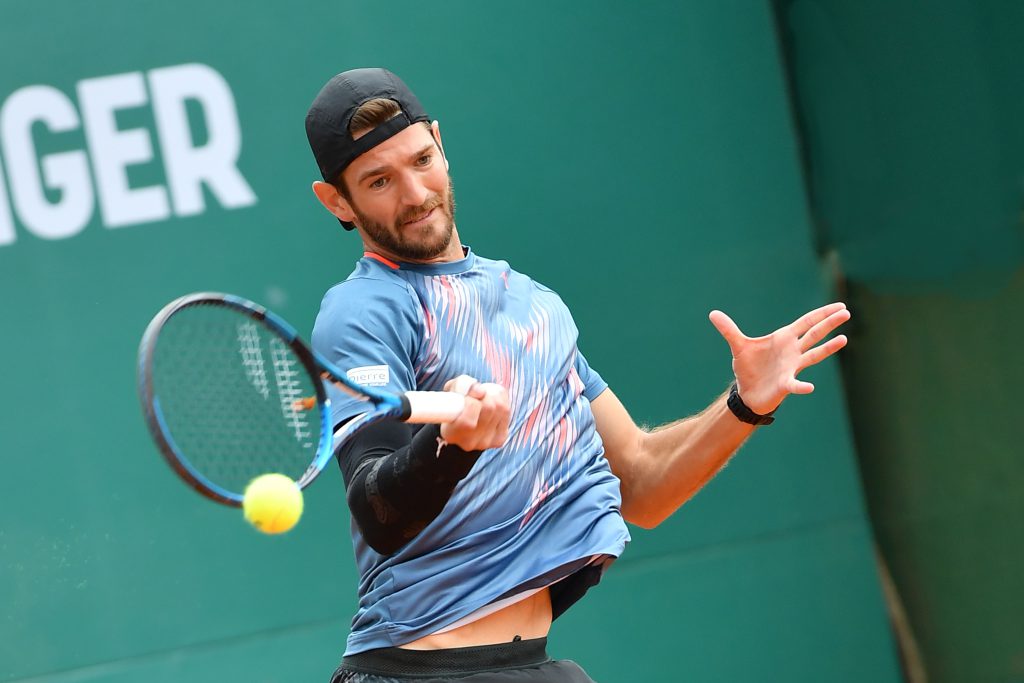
137, 292, 339, 506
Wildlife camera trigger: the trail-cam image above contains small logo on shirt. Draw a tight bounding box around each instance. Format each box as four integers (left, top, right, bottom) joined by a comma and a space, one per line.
347, 364, 390, 387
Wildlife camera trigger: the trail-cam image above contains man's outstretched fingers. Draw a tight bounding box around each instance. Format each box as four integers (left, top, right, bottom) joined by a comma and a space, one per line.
790, 302, 847, 336
799, 308, 852, 352
800, 335, 848, 369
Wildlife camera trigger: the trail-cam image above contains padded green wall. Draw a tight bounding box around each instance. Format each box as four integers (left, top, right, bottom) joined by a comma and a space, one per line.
776, 0, 1024, 680
0, 2, 899, 681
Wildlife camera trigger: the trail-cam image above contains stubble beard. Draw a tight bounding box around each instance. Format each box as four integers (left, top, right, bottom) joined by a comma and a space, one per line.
354, 179, 457, 262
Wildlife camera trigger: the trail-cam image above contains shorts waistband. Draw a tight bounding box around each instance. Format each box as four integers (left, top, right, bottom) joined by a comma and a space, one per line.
341, 638, 550, 677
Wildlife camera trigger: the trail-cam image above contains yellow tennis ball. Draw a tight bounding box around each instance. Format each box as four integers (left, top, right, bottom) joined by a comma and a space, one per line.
243, 473, 303, 534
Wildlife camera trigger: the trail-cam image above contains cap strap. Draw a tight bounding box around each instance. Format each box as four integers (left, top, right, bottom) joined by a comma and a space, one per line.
329, 112, 413, 180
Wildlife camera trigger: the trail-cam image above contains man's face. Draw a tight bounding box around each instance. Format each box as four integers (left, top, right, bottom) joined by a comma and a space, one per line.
341, 122, 455, 262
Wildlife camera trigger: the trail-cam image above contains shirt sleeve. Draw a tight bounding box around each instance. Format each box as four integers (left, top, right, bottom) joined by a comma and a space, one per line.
311, 277, 421, 427
574, 348, 608, 401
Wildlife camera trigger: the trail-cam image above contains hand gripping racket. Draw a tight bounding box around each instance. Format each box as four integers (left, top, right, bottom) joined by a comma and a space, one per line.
136, 292, 467, 506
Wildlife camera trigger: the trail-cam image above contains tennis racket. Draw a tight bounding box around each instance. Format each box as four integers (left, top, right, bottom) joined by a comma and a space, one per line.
137, 292, 467, 506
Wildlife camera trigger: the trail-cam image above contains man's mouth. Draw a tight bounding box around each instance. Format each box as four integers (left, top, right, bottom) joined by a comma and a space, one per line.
402, 206, 437, 227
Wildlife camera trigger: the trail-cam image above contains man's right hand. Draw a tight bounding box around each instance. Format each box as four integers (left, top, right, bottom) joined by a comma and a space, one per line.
440, 375, 510, 452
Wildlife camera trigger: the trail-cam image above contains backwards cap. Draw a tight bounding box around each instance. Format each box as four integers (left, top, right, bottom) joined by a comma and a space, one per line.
305, 67, 429, 184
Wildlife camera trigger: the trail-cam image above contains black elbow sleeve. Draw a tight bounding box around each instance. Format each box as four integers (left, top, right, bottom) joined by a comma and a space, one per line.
337, 420, 482, 554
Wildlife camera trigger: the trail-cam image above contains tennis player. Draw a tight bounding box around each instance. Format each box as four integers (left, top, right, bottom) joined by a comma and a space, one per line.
305, 68, 850, 683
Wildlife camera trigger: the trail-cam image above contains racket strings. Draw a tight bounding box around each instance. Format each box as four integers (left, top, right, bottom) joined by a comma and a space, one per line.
150, 304, 323, 496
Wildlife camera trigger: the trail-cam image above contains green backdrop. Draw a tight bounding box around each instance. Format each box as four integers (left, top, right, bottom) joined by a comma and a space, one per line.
0, 2, 899, 681
776, 1, 1024, 680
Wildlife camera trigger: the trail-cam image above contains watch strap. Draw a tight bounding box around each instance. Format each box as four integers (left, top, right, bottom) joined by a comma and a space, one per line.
727, 383, 776, 426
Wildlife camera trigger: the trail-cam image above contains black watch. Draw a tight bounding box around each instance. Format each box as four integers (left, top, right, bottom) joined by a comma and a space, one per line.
727, 383, 776, 426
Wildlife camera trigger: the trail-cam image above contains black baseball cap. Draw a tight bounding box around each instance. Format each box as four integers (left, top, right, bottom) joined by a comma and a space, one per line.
305, 68, 430, 229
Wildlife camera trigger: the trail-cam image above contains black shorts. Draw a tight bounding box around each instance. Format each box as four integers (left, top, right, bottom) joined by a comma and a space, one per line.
330, 638, 596, 682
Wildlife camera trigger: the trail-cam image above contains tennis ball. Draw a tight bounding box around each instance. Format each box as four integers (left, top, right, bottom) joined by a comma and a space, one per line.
243, 473, 303, 534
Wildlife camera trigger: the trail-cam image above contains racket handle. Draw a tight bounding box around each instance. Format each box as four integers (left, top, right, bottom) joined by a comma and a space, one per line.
401, 391, 467, 423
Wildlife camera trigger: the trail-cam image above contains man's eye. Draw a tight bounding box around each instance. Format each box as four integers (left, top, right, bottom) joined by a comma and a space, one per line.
416, 154, 432, 166
370, 177, 387, 189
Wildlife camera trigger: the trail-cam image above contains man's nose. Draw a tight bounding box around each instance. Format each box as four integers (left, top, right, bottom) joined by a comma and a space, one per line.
398, 173, 430, 208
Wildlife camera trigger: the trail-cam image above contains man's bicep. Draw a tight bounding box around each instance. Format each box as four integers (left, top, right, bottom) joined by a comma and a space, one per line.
590, 388, 644, 482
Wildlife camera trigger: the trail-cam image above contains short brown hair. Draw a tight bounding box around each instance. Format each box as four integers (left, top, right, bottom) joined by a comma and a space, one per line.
348, 97, 403, 138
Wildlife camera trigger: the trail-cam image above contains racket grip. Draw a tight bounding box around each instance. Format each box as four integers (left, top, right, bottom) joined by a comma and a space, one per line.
400, 391, 467, 423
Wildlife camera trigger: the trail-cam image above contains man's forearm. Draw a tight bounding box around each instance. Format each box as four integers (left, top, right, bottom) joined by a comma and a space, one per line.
619, 392, 756, 528
338, 421, 482, 554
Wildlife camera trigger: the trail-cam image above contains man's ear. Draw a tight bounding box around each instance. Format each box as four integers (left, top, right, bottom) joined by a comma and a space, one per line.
431, 121, 449, 171
312, 181, 356, 223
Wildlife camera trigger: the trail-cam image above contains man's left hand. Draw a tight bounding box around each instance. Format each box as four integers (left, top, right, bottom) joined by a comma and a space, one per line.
708, 302, 851, 415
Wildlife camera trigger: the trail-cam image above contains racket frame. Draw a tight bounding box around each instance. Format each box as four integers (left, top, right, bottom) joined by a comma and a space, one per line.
138, 292, 407, 507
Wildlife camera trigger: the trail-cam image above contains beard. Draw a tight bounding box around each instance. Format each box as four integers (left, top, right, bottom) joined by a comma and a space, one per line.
352, 179, 457, 262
